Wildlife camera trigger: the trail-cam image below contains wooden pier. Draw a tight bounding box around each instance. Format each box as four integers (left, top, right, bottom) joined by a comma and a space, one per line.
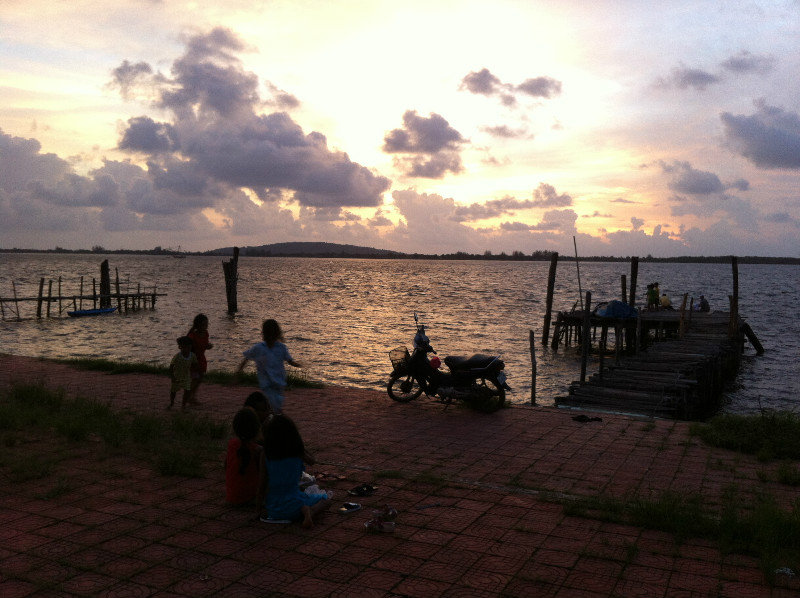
555, 309, 756, 419
540, 253, 763, 420
0, 259, 165, 321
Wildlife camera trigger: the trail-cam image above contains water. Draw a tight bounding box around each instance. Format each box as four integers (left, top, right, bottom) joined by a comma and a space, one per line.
1, 253, 798, 414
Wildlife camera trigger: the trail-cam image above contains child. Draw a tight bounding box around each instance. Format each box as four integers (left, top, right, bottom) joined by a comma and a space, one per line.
187, 313, 213, 405
169, 336, 199, 409
257, 415, 330, 528
226, 409, 262, 505
237, 319, 301, 415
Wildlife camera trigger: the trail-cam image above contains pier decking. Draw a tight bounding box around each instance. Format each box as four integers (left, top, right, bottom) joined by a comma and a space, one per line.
555, 309, 757, 419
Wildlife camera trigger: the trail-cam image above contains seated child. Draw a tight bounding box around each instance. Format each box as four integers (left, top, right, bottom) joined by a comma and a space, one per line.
257, 415, 330, 528
225, 409, 262, 505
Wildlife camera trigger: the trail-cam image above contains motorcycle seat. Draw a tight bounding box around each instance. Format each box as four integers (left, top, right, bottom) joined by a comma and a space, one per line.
445, 354, 498, 371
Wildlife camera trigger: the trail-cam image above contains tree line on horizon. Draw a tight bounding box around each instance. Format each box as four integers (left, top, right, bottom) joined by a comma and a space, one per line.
1, 245, 798, 265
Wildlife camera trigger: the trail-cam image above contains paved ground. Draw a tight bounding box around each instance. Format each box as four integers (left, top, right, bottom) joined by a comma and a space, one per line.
1, 353, 799, 597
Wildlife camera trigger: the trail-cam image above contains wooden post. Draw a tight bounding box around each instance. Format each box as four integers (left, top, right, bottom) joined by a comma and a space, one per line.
730, 256, 739, 338
46, 279, 53, 318
36, 278, 45, 319
12, 281, 20, 319
679, 293, 688, 338
529, 329, 537, 404
223, 247, 240, 314
580, 291, 592, 383
100, 261, 111, 308
621, 275, 627, 303
541, 252, 558, 346
629, 257, 639, 307
93, 278, 98, 309
79, 276, 84, 310
58, 277, 62, 315
115, 268, 122, 312
573, 236, 583, 311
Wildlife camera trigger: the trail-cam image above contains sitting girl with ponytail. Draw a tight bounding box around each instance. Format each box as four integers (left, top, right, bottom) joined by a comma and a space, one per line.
225, 409, 262, 505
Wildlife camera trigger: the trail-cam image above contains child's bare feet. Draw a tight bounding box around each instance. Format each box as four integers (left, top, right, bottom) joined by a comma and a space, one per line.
301, 506, 313, 529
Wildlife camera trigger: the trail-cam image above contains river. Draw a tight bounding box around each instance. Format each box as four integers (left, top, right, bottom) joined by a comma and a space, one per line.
1, 253, 797, 414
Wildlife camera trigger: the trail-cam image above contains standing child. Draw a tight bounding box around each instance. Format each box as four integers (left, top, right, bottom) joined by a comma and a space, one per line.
187, 313, 213, 405
226, 409, 262, 505
237, 319, 301, 415
169, 336, 199, 409
257, 415, 330, 527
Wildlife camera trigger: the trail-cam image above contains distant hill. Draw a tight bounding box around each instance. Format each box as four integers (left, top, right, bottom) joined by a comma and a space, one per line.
203, 242, 407, 258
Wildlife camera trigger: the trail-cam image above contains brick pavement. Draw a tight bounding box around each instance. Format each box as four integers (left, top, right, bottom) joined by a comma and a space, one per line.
1, 353, 798, 597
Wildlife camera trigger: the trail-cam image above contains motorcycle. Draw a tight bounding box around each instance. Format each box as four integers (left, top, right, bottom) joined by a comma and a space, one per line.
386, 314, 511, 411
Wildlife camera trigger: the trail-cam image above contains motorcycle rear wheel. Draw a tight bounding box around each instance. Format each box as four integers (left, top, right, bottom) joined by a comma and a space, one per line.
469, 378, 506, 412
387, 373, 424, 402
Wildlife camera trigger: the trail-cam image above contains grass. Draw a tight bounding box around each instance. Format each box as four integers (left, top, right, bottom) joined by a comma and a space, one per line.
690, 411, 800, 461
0, 383, 227, 479
52, 356, 323, 388
561, 488, 800, 580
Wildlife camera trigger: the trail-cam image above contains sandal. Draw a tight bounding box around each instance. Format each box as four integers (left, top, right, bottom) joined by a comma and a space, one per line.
348, 483, 377, 497
365, 518, 395, 533
337, 502, 362, 514
371, 505, 398, 522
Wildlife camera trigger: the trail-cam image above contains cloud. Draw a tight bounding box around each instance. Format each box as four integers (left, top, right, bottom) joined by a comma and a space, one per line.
109, 27, 390, 208
659, 160, 724, 195
118, 116, 180, 153
611, 197, 637, 204
721, 101, 800, 169
383, 110, 466, 178
479, 125, 529, 139
460, 68, 502, 96
657, 65, 721, 91
720, 50, 775, 75
516, 77, 562, 98
631, 216, 644, 230
530, 183, 572, 207
452, 196, 537, 222
459, 68, 562, 106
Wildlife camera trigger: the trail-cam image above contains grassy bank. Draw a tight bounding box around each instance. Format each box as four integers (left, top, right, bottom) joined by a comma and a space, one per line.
51, 356, 323, 389
0, 383, 227, 478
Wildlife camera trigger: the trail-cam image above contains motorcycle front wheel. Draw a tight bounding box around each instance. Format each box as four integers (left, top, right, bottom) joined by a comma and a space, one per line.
387, 373, 424, 402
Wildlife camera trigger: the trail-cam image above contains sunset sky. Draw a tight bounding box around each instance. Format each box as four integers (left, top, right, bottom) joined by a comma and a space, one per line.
1, 0, 799, 257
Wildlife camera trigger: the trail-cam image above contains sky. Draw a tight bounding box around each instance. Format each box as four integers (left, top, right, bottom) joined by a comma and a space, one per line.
1, 1, 799, 257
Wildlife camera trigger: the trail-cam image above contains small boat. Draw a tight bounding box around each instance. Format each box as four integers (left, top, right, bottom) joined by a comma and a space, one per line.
67, 307, 118, 318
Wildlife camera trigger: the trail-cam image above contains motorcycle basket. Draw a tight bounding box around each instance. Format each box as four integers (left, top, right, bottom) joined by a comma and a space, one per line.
389, 346, 410, 369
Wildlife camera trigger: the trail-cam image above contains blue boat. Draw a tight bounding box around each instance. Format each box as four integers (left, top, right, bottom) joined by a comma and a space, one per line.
67, 307, 117, 317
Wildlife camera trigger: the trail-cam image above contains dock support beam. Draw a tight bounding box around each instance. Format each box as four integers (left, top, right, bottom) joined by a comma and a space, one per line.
223, 247, 240, 315
541, 252, 558, 346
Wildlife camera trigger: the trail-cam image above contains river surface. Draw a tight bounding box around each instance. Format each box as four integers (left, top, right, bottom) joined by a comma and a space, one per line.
1, 254, 797, 415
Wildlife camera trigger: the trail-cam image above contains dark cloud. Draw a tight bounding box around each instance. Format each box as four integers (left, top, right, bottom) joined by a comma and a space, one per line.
383, 111, 466, 178
516, 76, 562, 98
720, 50, 775, 75
460, 68, 502, 95
459, 68, 562, 106
530, 183, 572, 207
721, 101, 800, 169
659, 161, 724, 195
118, 117, 180, 153
611, 197, 637, 204
109, 27, 389, 209
109, 60, 154, 99
631, 217, 644, 230
383, 110, 465, 154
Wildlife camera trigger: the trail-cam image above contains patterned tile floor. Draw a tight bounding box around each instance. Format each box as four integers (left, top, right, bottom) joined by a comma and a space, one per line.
1, 354, 798, 597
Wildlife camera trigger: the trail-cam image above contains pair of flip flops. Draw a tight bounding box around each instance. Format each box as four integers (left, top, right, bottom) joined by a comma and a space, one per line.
348, 483, 377, 497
